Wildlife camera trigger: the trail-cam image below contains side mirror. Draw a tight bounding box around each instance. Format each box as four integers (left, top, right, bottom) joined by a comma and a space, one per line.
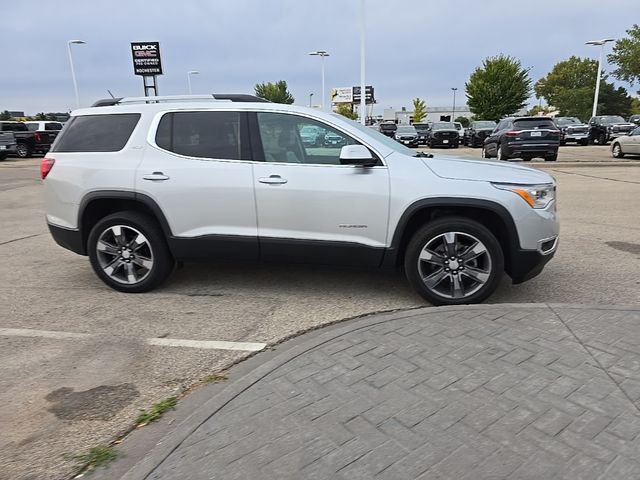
339, 145, 376, 167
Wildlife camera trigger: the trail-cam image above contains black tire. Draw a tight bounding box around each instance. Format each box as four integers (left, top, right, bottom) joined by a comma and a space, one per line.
544, 152, 558, 162
496, 143, 508, 161
404, 217, 504, 306
0, 152, 7, 161
16, 143, 31, 158
612, 143, 625, 158
579, 139, 589, 146
87, 211, 174, 293
481, 146, 490, 158
598, 133, 607, 145
522, 156, 532, 161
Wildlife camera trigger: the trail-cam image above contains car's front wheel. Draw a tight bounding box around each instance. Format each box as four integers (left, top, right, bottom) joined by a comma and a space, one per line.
16, 143, 31, 158
87, 211, 174, 293
404, 218, 504, 305
612, 143, 625, 158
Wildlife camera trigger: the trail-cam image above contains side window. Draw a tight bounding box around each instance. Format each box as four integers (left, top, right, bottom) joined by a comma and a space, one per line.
155, 111, 243, 160
495, 121, 506, 132
256, 112, 360, 165
633, 127, 640, 136
50, 114, 140, 152
45, 122, 62, 131
26, 123, 39, 131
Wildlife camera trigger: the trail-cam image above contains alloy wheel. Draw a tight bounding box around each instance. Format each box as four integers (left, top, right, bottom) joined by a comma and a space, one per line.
417, 231, 492, 300
95, 225, 154, 285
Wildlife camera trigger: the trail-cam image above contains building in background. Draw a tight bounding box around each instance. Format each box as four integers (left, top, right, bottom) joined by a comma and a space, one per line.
379, 106, 472, 124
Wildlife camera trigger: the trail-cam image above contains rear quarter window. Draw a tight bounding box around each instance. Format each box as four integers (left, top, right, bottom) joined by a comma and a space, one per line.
45, 122, 63, 131
26, 123, 39, 131
51, 114, 141, 152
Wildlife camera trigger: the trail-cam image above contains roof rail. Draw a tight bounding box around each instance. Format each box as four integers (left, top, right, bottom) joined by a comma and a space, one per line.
91, 94, 269, 108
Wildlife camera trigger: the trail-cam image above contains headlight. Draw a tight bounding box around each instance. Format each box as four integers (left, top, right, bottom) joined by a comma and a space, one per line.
492, 183, 555, 209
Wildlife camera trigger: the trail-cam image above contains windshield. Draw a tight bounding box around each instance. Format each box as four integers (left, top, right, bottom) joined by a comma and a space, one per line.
473, 121, 496, 129
555, 117, 581, 125
379, 123, 397, 130
433, 122, 455, 130
397, 126, 417, 134
601, 116, 626, 124
342, 117, 415, 156
413, 124, 429, 132
300, 126, 318, 134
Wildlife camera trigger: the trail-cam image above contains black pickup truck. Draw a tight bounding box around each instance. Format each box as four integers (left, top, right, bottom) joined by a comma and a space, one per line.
0, 121, 61, 158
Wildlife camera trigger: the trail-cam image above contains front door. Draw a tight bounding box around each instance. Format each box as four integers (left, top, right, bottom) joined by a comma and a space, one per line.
251, 112, 390, 266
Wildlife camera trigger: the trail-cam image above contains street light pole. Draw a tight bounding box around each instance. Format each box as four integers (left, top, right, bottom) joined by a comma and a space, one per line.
359, 0, 366, 125
308, 50, 330, 111
586, 38, 615, 118
451, 87, 458, 121
67, 40, 86, 109
187, 70, 200, 95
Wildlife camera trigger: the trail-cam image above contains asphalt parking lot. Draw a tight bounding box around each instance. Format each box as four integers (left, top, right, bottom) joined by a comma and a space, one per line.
1, 145, 639, 479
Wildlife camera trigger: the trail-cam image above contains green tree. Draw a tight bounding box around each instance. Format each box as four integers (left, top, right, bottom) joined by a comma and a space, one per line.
608, 24, 640, 91
527, 105, 556, 116
412, 98, 427, 123
335, 103, 358, 120
254, 80, 295, 104
0, 110, 12, 120
35, 112, 47, 120
535, 56, 632, 120
632, 97, 640, 115
454, 116, 470, 127
465, 55, 532, 121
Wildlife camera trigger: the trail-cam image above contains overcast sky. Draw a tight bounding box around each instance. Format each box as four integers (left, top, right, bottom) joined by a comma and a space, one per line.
1, 0, 637, 115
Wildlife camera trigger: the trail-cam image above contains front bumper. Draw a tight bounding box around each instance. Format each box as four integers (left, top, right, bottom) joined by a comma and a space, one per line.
504, 142, 559, 155
508, 235, 558, 284
430, 137, 459, 146
0, 143, 17, 153
48, 223, 85, 255
563, 132, 589, 141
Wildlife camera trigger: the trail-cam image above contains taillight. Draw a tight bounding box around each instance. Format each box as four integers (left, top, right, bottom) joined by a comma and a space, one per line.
34, 132, 42, 142
41, 158, 55, 179
549, 130, 561, 136
505, 131, 519, 137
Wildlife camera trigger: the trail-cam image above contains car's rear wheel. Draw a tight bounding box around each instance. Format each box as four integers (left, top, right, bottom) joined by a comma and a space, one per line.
0, 152, 7, 161
481, 146, 489, 158
496, 143, 507, 161
544, 152, 558, 162
88, 211, 174, 293
522, 156, 532, 161
16, 143, 31, 158
404, 218, 504, 305
579, 139, 589, 146
612, 143, 625, 158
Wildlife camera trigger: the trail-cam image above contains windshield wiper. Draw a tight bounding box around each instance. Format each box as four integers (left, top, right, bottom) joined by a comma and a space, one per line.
414, 152, 433, 158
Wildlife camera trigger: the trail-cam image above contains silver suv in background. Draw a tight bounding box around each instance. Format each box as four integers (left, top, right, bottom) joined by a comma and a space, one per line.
42, 94, 559, 305
554, 117, 589, 146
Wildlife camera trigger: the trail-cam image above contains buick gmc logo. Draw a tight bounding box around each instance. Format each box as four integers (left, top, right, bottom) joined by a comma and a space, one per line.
133, 44, 157, 51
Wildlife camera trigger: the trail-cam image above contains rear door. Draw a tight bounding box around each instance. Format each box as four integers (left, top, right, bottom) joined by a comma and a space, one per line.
136, 110, 258, 259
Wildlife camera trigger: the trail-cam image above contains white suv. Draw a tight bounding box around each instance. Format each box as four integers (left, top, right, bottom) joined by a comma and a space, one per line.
42, 94, 559, 305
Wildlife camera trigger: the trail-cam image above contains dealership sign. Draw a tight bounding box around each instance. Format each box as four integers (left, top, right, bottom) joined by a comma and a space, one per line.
352, 86, 375, 104
331, 87, 353, 104
131, 42, 163, 76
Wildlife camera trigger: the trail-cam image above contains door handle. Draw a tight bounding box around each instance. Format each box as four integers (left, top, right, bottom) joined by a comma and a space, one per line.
258, 175, 288, 185
142, 172, 170, 181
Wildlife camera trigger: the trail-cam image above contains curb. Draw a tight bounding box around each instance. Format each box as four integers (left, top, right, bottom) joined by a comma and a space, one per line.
120, 303, 640, 479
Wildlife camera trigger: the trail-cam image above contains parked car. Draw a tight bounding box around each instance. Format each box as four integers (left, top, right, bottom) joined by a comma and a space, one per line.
0, 121, 38, 158
629, 114, 640, 126
394, 125, 419, 147
323, 131, 347, 147
42, 93, 558, 305
611, 126, 640, 158
427, 122, 459, 148
482, 117, 561, 161
0, 131, 16, 160
413, 123, 430, 145
453, 122, 466, 142
378, 122, 397, 138
464, 120, 497, 147
588, 115, 635, 145
554, 117, 590, 146
299, 125, 325, 147
24, 120, 64, 154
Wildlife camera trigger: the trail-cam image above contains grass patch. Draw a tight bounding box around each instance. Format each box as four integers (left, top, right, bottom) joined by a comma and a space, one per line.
136, 396, 177, 426
67, 445, 117, 475
203, 372, 228, 384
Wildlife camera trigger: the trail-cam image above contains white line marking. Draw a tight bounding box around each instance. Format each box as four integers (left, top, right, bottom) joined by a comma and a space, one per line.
146, 338, 266, 351
0, 328, 266, 352
0, 328, 90, 339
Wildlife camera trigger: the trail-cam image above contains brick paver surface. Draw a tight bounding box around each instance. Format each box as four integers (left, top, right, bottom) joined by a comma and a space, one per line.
146, 305, 640, 479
